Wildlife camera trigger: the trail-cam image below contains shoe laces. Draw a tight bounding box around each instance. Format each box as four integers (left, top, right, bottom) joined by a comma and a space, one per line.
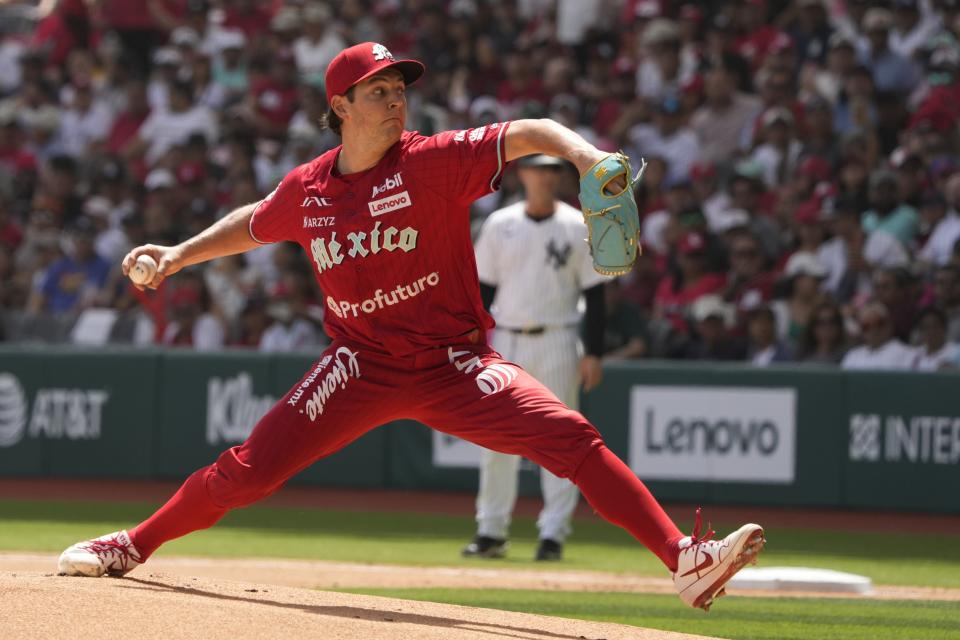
690, 507, 715, 546
82, 537, 139, 567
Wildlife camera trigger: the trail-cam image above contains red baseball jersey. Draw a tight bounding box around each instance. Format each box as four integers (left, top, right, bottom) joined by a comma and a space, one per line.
250, 123, 511, 356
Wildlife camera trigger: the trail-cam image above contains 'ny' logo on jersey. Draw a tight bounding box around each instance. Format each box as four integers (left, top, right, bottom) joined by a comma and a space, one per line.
545, 239, 572, 270
372, 44, 394, 61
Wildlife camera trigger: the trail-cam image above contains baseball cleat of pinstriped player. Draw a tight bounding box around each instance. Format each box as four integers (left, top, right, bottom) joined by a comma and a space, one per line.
672, 510, 765, 611
462, 535, 509, 559
57, 530, 143, 577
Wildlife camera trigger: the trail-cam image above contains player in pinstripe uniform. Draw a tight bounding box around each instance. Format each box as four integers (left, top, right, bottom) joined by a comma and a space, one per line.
462, 154, 608, 561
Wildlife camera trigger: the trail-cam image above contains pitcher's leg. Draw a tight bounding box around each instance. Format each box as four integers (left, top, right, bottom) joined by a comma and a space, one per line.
129, 344, 389, 560
537, 467, 578, 543
420, 347, 684, 571
476, 448, 521, 540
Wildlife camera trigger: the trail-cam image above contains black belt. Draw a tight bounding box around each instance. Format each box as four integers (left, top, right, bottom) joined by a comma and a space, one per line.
501, 326, 546, 335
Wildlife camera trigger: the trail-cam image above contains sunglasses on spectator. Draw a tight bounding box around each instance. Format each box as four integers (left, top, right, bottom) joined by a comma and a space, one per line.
732, 248, 760, 258
816, 315, 840, 326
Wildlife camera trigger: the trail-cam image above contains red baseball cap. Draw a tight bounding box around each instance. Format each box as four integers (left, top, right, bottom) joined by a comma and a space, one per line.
794, 199, 823, 225
324, 42, 425, 104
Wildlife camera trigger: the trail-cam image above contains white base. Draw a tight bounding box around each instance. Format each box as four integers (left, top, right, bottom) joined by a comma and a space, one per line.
728, 567, 873, 594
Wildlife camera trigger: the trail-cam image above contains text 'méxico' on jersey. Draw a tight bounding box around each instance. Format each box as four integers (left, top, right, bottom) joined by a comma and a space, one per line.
250, 123, 511, 357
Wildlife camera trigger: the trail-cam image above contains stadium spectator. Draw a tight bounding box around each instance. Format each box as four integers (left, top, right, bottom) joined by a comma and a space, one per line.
210, 33, 249, 96
59, 81, 113, 158
931, 265, 960, 341
773, 251, 830, 347
245, 48, 300, 138
750, 107, 802, 188
601, 279, 650, 360
918, 180, 960, 267
723, 230, 776, 315
105, 80, 151, 156
294, 3, 347, 87
872, 266, 920, 342
160, 271, 224, 350
910, 305, 960, 370
797, 300, 850, 364
841, 302, 915, 369
681, 294, 745, 360
27, 216, 108, 314
626, 93, 699, 185
690, 53, 761, 167
653, 230, 725, 350
126, 79, 217, 165
860, 8, 921, 94
746, 304, 793, 365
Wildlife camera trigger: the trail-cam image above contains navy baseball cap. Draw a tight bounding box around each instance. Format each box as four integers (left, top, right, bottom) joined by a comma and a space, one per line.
325, 42, 425, 104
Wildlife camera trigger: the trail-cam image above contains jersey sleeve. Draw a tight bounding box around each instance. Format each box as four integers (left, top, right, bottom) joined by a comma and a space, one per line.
473, 215, 500, 285
248, 170, 304, 244
405, 122, 511, 204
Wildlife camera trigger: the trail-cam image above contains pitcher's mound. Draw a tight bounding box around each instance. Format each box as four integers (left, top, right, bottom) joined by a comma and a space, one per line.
1, 572, 720, 640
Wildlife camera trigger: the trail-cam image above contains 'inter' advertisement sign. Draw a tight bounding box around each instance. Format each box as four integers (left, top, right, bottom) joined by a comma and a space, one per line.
629, 386, 796, 484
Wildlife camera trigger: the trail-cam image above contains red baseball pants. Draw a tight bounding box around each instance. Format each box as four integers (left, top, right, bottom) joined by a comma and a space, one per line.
130, 340, 684, 570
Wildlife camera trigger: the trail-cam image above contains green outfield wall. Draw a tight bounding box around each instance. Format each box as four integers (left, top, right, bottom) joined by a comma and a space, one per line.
0, 347, 957, 512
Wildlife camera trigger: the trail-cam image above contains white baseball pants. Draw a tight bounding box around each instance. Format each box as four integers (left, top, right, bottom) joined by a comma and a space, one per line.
476, 326, 581, 542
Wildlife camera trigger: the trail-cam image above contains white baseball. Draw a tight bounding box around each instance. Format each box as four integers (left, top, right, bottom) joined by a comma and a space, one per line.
129, 254, 158, 286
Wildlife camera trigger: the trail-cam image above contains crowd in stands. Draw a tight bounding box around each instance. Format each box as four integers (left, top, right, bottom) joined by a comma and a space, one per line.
1, 0, 960, 371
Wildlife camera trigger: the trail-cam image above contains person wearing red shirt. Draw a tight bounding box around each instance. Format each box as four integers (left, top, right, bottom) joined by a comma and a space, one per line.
246, 48, 300, 138
734, 0, 782, 70
654, 231, 726, 336
105, 80, 151, 156
58, 42, 764, 612
221, 0, 272, 41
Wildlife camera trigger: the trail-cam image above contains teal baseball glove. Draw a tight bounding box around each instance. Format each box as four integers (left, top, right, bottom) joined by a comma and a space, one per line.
579, 153, 646, 276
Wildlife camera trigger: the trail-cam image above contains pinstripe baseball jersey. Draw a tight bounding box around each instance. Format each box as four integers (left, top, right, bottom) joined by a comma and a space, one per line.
475, 201, 608, 328
249, 124, 511, 356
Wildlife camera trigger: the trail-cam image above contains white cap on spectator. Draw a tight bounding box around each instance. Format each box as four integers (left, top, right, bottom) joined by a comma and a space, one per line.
145, 168, 176, 191
83, 196, 112, 218
784, 251, 828, 279
23, 106, 60, 132
469, 95, 501, 122
862, 8, 894, 32
271, 6, 301, 31
202, 29, 246, 57
0, 102, 16, 126
642, 19, 680, 46
692, 295, 734, 327
762, 106, 794, 128
634, 0, 661, 19
303, 2, 332, 23
713, 208, 751, 233
171, 27, 201, 48
153, 47, 183, 66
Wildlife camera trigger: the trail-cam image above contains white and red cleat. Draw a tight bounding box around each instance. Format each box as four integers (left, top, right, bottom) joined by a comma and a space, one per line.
673, 509, 765, 611
58, 530, 143, 577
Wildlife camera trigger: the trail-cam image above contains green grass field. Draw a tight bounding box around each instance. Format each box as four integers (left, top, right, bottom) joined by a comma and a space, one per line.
2, 498, 958, 639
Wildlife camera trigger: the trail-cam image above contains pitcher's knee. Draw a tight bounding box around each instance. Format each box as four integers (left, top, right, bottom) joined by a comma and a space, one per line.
526, 414, 605, 480
205, 446, 285, 508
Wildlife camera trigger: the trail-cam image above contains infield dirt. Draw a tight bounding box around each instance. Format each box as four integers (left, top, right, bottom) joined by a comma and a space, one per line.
2, 570, 720, 640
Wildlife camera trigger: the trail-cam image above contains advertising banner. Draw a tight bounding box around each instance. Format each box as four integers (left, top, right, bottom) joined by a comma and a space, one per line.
629, 386, 796, 483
